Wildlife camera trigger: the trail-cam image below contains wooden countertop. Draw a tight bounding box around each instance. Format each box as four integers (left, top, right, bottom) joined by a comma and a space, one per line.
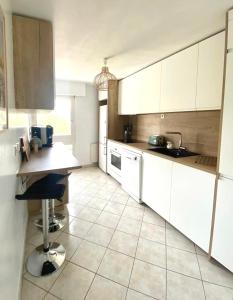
108, 139, 217, 175
18, 143, 81, 176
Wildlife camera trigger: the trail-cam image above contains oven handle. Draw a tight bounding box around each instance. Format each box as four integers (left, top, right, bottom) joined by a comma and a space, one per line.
110, 150, 121, 158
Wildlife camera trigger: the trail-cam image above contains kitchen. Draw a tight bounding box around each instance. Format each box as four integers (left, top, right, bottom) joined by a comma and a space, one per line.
1, 0, 233, 300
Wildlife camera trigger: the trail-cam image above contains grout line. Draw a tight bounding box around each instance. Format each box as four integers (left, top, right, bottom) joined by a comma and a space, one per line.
83, 194, 129, 299
125, 201, 145, 300
196, 252, 207, 299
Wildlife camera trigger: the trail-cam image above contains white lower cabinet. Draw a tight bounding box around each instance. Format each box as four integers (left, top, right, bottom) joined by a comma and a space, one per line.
169, 163, 216, 252
211, 177, 233, 272
142, 153, 173, 221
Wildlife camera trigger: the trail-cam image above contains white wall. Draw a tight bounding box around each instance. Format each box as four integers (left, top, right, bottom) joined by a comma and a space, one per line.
0, 1, 28, 299
73, 84, 98, 165
0, 128, 28, 300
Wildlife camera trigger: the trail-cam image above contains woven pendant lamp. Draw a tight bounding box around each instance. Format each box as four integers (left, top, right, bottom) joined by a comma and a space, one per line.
94, 58, 117, 91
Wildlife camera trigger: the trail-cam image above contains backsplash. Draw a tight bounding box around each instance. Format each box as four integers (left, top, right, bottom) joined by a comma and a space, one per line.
131, 110, 221, 157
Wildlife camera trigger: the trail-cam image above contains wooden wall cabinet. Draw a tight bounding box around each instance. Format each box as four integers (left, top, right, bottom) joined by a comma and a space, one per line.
13, 15, 54, 109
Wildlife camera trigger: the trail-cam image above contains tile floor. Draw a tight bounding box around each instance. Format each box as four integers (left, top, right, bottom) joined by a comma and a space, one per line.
22, 167, 233, 300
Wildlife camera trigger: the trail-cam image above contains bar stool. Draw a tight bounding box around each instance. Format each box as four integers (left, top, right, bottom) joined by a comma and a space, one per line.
16, 180, 66, 277
33, 173, 71, 232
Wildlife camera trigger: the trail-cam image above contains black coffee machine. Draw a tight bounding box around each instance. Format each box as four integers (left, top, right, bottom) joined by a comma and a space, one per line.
30, 125, 53, 147
123, 124, 132, 143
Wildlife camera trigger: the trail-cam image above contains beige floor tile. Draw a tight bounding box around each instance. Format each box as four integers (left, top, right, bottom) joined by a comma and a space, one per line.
71, 240, 106, 272
110, 193, 129, 204
55, 232, 82, 260
66, 203, 85, 217
126, 289, 155, 300
167, 270, 205, 300
143, 207, 165, 227
24, 261, 67, 291
136, 238, 166, 268
129, 259, 166, 299
85, 224, 114, 247
21, 279, 46, 300
77, 206, 101, 222
87, 198, 108, 210
64, 218, 93, 238
50, 262, 94, 300
195, 245, 207, 256
98, 249, 134, 286
104, 202, 125, 215
117, 217, 141, 236
96, 189, 113, 200
198, 255, 233, 288
44, 293, 59, 300
85, 275, 127, 300
140, 222, 165, 244
167, 247, 201, 279
203, 281, 233, 300
95, 211, 120, 229
122, 206, 144, 221
166, 227, 195, 253
127, 197, 145, 209
109, 230, 138, 257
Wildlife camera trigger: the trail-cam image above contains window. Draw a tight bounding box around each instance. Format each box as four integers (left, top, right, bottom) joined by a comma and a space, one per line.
36, 96, 72, 136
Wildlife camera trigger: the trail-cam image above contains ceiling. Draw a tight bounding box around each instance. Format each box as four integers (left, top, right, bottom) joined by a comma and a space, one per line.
12, 0, 233, 83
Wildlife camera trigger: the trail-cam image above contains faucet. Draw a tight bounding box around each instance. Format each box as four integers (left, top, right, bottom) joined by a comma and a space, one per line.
166, 132, 185, 149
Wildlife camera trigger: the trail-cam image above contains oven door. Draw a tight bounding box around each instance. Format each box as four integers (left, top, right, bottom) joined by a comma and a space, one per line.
110, 150, 121, 175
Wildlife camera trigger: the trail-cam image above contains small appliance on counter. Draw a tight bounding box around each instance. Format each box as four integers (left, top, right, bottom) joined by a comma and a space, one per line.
148, 135, 166, 146
123, 124, 132, 143
30, 125, 53, 147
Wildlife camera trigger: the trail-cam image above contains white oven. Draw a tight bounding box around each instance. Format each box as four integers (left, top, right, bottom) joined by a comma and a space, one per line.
107, 141, 122, 183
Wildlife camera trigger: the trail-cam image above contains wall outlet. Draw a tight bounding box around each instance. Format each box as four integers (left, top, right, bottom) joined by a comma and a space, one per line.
160, 114, 165, 119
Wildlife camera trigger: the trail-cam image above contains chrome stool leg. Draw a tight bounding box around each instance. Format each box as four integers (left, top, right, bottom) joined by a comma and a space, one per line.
33, 199, 66, 232
27, 199, 66, 277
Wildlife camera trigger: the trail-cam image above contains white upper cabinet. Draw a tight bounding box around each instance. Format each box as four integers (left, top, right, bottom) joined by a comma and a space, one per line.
160, 45, 198, 112
118, 73, 139, 115
170, 163, 216, 252
196, 32, 225, 110
136, 62, 162, 114
219, 52, 233, 177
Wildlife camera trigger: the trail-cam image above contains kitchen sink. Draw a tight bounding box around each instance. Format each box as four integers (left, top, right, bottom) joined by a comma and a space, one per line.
148, 148, 199, 158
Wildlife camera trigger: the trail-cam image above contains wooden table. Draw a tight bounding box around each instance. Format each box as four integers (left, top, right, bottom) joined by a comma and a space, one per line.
17, 143, 81, 214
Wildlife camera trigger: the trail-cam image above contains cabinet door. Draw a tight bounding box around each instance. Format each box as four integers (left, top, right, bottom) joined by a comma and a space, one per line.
99, 143, 107, 173
99, 105, 107, 144
13, 15, 54, 109
13, 15, 40, 109
39, 20, 54, 110
170, 163, 215, 251
118, 74, 139, 115
228, 11, 233, 50
160, 45, 198, 112
211, 178, 233, 272
142, 153, 173, 220
219, 52, 233, 177
196, 33, 225, 110
136, 62, 161, 114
